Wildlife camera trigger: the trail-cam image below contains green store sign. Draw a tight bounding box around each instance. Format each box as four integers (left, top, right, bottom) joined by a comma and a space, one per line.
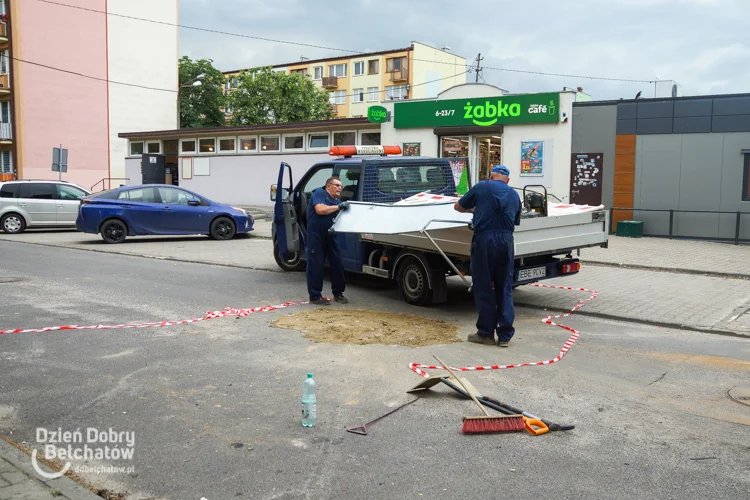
367, 105, 389, 123
394, 93, 560, 129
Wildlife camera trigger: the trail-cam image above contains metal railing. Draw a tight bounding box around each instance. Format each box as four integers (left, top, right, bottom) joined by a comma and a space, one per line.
91, 177, 130, 192
609, 207, 749, 245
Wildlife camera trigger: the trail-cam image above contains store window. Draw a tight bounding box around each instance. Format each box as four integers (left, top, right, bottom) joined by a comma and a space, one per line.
440, 136, 469, 158
333, 131, 356, 146
361, 132, 381, 146
129, 142, 144, 156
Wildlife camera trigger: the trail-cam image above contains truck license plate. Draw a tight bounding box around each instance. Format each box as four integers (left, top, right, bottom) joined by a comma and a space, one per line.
518, 266, 546, 281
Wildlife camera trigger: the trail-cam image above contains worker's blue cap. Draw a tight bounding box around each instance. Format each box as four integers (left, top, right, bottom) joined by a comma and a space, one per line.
491, 165, 510, 176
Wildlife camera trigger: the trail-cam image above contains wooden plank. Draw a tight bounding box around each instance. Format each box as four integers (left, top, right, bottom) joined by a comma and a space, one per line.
613, 192, 634, 207
615, 135, 636, 156
614, 154, 635, 172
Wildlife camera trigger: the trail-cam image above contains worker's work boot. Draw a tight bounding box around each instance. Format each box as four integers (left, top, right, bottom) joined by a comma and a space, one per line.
334, 295, 349, 304
497, 341, 510, 348
310, 297, 331, 306
467, 333, 496, 345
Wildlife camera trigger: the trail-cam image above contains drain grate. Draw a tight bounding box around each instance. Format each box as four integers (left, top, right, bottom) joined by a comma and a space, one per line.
0, 277, 25, 283
727, 387, 750, 407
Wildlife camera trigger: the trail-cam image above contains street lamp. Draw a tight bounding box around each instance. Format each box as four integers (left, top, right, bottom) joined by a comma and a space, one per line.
176, 73, 205, 129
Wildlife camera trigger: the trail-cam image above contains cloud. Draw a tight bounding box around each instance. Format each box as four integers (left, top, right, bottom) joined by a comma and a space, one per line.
178, 0, 749, 100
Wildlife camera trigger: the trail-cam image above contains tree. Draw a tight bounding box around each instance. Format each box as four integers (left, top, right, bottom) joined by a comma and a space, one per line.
178, 56, 226, 129
225, 67, 333, 126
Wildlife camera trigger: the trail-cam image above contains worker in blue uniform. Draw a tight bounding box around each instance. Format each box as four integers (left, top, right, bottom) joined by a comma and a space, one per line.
454, 165, 522, 347
306, 176, 350, 305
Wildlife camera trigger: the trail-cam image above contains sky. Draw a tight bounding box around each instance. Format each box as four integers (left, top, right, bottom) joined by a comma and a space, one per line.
178, 0, 749, 101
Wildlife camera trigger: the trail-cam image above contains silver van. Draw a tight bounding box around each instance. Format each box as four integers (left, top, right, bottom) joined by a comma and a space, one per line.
0, 180, 92, 234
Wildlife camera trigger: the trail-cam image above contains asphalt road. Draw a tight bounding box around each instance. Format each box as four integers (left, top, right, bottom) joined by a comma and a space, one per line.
0, 241, 748, 500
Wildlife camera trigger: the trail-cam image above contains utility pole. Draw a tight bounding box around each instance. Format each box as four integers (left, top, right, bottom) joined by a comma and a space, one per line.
474, 53, 483, 83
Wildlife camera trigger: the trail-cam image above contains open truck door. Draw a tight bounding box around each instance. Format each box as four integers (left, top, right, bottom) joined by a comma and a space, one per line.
272, 162, 305, 271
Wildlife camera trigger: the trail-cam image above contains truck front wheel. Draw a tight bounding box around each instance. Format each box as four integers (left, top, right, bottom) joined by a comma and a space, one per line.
397, 257, 433, 306
273, 241, 306, 272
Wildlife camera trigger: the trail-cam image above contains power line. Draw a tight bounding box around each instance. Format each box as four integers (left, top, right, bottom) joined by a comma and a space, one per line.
1, 54, 177, 93
35, 0, 655, 84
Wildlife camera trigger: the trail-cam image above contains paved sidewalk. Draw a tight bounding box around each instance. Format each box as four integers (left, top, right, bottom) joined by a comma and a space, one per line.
0, 440, 100, 500
579, 235, 749, 278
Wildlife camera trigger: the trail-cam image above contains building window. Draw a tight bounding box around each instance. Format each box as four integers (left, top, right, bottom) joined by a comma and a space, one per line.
129, 141, 144, 156
260, 135, 280, 152
146, 141, 161, 154
743, 153, 750, 201
308, 133, 330, 150
329, 63, 347, 77
0, 151, 11, 174
367, 87, 379, 102
386, 56, 407, 72
291, 68, 308, 77
283, 134, 304, 151
353, 61, 364, 76
219, 137, 236, 153
368, 59, 379, 75
352, 88, 364, 103
313, 66, 323, 80
238, 136, 257, 153
361, 132, 381, 146
333, 131, 356, 146
386, 85, 408, 100
199, 138, 216, 153
329, 90, 346, 105
180, 139, 197, 154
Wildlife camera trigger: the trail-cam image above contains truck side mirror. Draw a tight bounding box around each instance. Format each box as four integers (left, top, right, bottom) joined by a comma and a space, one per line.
270, 184, 289, 201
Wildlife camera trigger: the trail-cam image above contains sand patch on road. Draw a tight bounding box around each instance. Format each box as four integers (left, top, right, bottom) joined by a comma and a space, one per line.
271, 309, 460, 347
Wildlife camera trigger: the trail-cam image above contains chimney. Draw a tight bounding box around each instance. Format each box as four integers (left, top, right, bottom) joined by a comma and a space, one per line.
577, 87, 583, 92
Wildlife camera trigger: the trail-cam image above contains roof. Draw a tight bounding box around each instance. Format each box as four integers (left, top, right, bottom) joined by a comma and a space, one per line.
118, 117, 376, 140
573, 91, 750, 107
222, 46, 414, 75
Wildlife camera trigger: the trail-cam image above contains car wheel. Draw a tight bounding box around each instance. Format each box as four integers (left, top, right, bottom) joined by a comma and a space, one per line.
1, 213, 26, 234
273, 241, 306, 272
100, 219, 127, 244
210, 217, 236, 240
397, 256, 434, 306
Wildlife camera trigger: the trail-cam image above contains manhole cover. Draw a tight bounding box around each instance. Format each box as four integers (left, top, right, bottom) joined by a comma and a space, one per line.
0, 277, 25, 283
727, 387, 750, 406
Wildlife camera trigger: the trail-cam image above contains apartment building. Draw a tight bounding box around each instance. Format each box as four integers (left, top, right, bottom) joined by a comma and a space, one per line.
223, 42, 467, 119
1, 0, 177, 189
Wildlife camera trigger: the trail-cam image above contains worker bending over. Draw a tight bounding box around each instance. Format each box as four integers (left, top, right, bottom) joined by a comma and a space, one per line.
454, 165, 521, 347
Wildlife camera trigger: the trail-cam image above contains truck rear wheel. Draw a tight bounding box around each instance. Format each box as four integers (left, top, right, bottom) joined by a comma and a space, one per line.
397, 257, 433, 306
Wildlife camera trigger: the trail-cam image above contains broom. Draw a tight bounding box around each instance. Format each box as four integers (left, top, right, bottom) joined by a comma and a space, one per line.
433, 355, 525, 434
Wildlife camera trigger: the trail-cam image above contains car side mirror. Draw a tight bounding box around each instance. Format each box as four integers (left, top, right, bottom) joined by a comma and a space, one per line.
188, 199, 200, 206
270, 184, 289, 201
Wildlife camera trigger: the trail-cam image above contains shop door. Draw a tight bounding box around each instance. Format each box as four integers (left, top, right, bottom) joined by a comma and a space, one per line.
570, 153, 603, 206
474, 136, 502, 182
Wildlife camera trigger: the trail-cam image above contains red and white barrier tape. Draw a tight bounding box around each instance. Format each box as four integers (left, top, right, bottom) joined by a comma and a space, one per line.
409, 284, 598, 377
0, 300, 310, 335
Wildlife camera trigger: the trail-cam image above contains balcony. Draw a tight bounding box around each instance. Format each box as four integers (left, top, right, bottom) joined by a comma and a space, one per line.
0, 122, 12, 143
0, 74, 9, 94
389, 68, 408, 82
322, 76, 338, 89
0, 22, 7, 44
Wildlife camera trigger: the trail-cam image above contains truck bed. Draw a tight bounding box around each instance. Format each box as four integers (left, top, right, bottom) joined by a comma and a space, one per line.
333, 196, 609, 259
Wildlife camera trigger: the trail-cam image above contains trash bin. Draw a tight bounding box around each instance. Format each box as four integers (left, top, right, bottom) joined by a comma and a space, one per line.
616, 220, 644, 238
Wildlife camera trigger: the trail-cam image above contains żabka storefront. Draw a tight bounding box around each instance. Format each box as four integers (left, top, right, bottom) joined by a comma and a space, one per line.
378, 84, 578, 202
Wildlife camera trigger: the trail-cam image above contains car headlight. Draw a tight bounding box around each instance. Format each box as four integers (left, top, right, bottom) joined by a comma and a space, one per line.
231, 206, 247, 215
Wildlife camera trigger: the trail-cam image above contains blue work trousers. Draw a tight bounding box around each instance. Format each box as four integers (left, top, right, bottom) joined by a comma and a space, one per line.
470, 230, 515, 341
306, 228, 345, 300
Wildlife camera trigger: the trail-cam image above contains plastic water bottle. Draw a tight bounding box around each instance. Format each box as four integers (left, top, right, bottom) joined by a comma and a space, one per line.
301, 373, 317, 427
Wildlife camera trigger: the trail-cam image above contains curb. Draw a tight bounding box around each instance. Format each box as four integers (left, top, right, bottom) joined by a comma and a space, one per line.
0, 438, 101, 499
581, 260, 750, 281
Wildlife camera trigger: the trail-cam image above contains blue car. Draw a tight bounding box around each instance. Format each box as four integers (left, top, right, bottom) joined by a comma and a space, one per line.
76, 184, 253, 244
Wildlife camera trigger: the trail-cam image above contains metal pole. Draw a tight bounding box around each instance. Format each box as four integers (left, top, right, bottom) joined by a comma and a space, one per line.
59, 143, 62, 181
609, 207, 614, 234
736, 212, 741, 246
669, 209, 674, 239
176, 89, 180, 130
